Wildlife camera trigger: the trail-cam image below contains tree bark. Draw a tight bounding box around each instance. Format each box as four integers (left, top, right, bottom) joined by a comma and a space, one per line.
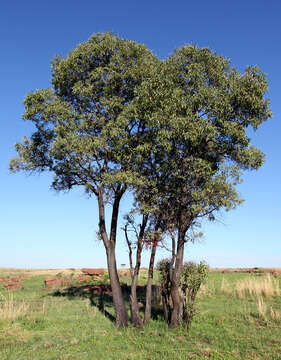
144, 241, 157, 323
106, 243, 128, 327
130, 270, 143, 326
129, 215, 147, 327
170, 230, 185, 328
162, 290, 170, 323
98, 187, 128, 328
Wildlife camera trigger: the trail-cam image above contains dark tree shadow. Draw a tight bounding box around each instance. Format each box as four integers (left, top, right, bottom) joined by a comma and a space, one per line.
51, 283, 163, 324
89, 291, 116, 322
51, 284, 130, 324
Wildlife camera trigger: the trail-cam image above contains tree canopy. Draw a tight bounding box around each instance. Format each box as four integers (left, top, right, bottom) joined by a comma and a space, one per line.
10, 32, 271, 328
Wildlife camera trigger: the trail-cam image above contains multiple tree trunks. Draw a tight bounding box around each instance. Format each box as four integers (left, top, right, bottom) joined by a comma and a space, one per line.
44, 278, 63, 287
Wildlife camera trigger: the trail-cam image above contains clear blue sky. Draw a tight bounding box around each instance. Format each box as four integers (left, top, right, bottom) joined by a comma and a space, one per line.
1, 0, 280, 269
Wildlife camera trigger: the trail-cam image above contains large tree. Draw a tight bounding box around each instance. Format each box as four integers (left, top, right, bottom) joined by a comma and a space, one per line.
10, 32, 158, 328
134, 45, 271, 327
11, 34, 271, 328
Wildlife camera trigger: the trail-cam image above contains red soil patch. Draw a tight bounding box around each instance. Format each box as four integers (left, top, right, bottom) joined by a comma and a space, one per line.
4, 282, 23, 291
81, 268, 104, 276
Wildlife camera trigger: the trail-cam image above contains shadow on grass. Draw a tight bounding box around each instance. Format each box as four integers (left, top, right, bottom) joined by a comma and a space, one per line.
51, 283, 164, 324
51, 284, 129, 323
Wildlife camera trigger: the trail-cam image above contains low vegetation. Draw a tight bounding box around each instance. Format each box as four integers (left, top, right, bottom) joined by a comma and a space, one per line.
0, 268, 280, 359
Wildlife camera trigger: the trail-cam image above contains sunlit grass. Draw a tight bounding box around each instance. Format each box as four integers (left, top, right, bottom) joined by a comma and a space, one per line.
0, 270, 280, 360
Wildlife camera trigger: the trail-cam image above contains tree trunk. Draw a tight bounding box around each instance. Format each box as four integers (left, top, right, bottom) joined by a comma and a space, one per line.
170, 230, 185, 328
144, 241, 157, 323
106, 243, 129, 327
129, 215, 148, 327
129, 237, 143, 327
162, 291, 170, 323
130, 271, 143, 326
98, 187, 128, 328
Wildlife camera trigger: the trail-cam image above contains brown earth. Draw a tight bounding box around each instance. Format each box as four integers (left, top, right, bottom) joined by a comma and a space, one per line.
81, 268, 104, 276
3, 282, 23, 291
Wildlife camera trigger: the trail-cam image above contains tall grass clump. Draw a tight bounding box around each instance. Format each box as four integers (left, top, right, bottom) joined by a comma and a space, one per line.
220, 276, 233, 296
270, 306, 281, 322
236, 274, 281, 298
256, 296, 281, 322
0, 292, 29, 322
257, 296, 267, 319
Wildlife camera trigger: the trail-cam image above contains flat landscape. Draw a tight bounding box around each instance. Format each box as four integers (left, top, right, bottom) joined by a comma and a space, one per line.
0, 268, 280, 360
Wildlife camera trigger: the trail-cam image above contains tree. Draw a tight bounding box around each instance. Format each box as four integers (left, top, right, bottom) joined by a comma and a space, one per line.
10, 34, 271, 328
10, 32, 158, 328
132, 45, 271, 327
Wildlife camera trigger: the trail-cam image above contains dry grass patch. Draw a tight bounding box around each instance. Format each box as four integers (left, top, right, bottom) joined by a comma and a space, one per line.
198, 280, 216, 297
256, 296, 281, 323
0, 292, 30, 322
0, 268, 82, 277
220, 276, 233, 296
257, 296, 267, 319
236, 274, 280, 298
270, 306, 281, 322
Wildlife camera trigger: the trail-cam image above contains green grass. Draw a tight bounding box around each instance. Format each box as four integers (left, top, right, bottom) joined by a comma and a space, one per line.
0, 271, 280, 359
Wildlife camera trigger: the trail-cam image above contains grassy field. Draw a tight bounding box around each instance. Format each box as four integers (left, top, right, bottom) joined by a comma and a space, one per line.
0, 268, 280, 360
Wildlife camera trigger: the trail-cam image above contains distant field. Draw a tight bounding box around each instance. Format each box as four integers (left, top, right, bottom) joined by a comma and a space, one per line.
0, 268, 280, 359
0, 268, 82, 276
1, 267, 280, 275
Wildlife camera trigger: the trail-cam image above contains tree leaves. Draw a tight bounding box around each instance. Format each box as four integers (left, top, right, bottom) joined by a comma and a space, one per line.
10, 32, 271, 232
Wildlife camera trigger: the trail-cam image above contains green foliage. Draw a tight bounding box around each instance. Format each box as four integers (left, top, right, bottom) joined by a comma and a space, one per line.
156, 259, 171, 294
156, 259, 209, 328
103, 272, 110, 284
181, 261, 209, 328
10, 32, 158, 196
133, 45, 272, 235
10, 33, 271, 218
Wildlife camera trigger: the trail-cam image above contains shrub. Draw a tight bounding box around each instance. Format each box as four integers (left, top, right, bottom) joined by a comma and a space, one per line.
156, 259, 209, 327
156, 259, 172, 322
180, 261, 209, 328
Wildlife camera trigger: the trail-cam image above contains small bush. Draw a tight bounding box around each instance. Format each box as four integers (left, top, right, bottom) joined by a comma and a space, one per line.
156, 259, 209, 327
181, 261, 209, 328
156, 259, 172, 322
